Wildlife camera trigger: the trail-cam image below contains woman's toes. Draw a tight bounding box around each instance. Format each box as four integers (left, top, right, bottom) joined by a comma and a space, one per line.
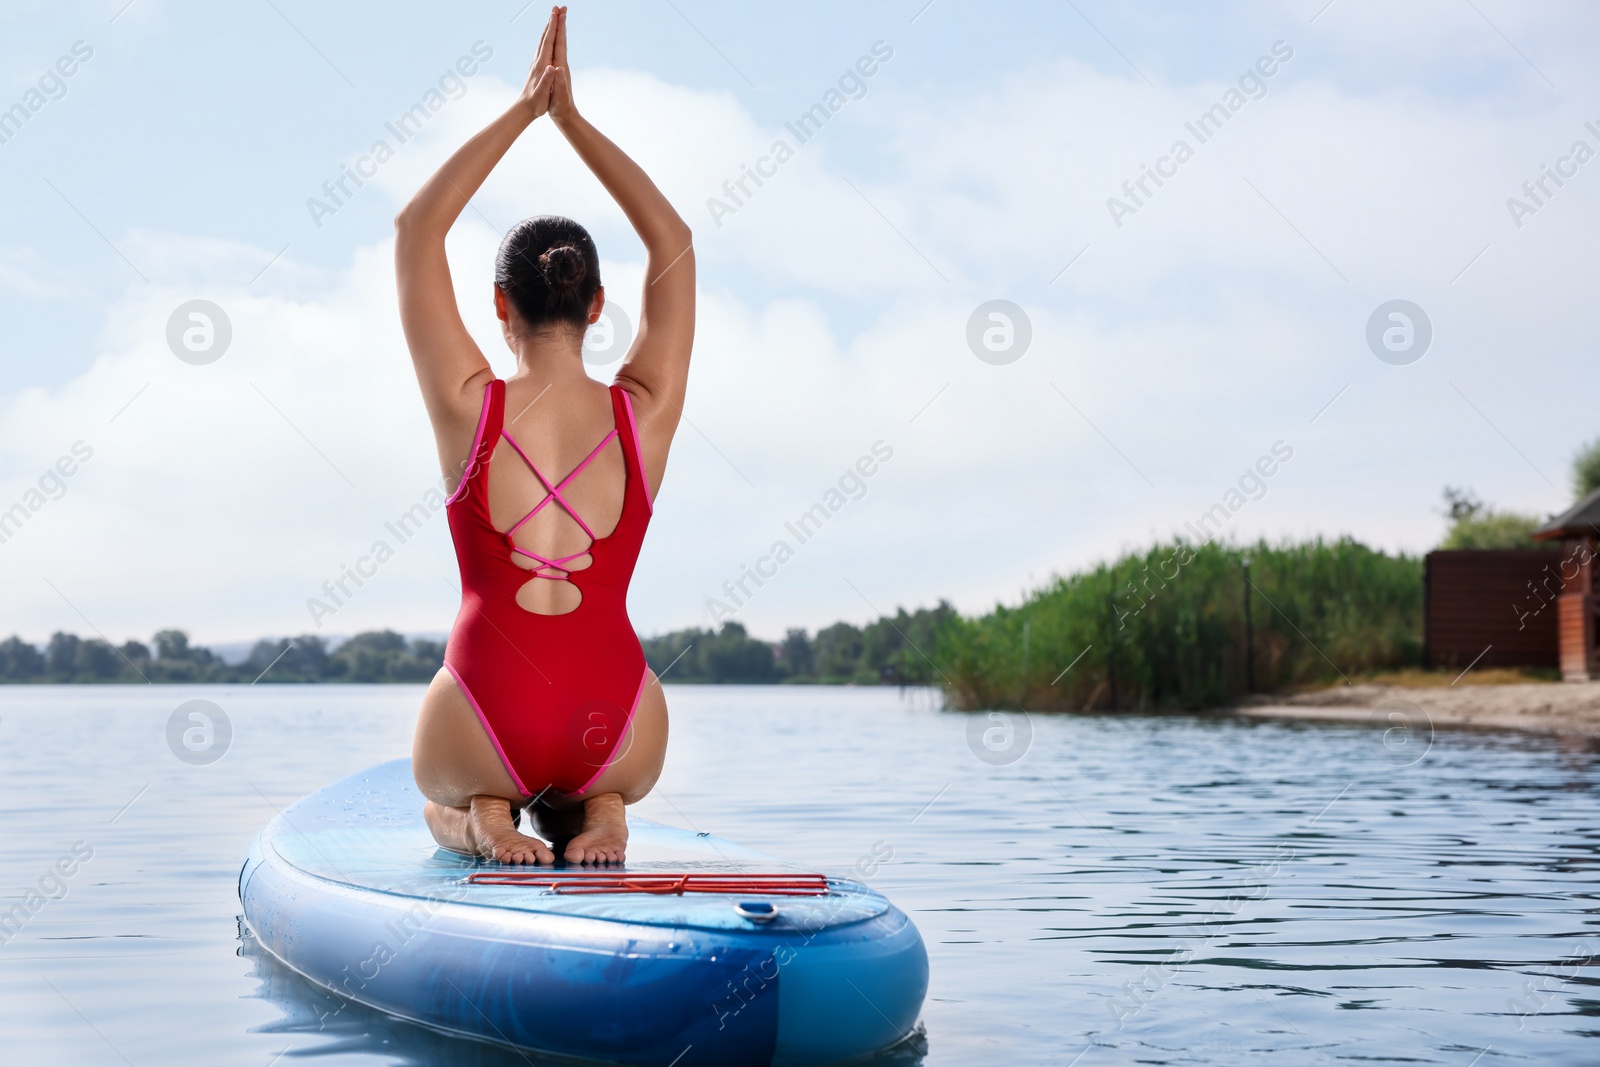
563, 842, 622, 864
511, 838, 550, 864
486, 831, 546, 864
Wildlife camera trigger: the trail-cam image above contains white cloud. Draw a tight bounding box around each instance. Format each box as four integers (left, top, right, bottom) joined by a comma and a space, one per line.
0, 246, 69, 299
2, 47, 1599, 646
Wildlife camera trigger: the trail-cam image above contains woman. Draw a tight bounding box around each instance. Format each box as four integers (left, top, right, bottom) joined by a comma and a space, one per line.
397, 7, 693, 865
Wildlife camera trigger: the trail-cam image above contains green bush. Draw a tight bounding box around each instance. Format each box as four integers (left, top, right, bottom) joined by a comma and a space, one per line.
1436, 485, 1549, 550
1439, 510, 1548, 549
1574, 437, 1600, 499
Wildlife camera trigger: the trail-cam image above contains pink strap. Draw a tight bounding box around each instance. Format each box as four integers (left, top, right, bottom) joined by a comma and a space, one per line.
443, 660, 532, 798
618, 387, 653, 513
513, 546, 590, 567
512, 544, 593, 578
500, 428, 618, 540
559, 428, 620, 489
445, 379, 497, 506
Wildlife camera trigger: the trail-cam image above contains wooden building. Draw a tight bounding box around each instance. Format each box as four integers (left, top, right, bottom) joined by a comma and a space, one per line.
1531, 489, 1600, 681
1424, 550, 1560, 670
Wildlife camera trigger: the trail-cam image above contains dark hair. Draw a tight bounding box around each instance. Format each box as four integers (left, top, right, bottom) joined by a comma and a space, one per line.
494, 215, 601, 331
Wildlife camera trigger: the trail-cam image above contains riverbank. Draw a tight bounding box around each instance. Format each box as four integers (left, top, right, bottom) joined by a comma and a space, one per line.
1234, 679, 1600, 737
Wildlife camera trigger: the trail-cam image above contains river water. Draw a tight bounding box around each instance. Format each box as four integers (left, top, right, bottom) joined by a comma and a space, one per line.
0, 684, 1595, 1065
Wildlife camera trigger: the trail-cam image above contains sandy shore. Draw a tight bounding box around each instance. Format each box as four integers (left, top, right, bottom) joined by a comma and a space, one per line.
1233, 682, 1600, 737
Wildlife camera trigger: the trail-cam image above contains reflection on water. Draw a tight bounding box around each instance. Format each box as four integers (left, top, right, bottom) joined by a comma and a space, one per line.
237, 917, 540, 1067
0, 684, 1597, 1065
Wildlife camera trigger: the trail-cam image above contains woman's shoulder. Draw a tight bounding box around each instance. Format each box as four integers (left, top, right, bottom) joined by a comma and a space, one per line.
608, 374, 659, 419
451, 370, 500, 425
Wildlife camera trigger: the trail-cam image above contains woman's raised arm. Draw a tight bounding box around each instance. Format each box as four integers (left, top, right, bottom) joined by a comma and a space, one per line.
545, 11, 695, 429
395, 15, 562, 429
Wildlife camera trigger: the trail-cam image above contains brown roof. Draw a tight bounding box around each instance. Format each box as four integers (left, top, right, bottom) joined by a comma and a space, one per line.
1532, 487, 1600, 540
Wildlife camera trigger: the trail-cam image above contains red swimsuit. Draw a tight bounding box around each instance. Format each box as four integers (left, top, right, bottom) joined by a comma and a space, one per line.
442, 378, 653, 799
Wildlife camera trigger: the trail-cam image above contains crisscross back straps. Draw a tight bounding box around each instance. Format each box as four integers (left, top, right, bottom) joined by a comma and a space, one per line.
499, 427, 619, 579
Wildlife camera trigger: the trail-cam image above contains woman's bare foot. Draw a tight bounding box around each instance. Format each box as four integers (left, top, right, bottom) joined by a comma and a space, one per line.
471, 795, 555, 863
564, 792, 627, 864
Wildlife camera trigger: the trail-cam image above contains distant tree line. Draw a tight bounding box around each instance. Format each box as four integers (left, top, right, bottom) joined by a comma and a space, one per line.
0, 605, 957, 686
640, 603, 956, 684
0, 629, 444, 684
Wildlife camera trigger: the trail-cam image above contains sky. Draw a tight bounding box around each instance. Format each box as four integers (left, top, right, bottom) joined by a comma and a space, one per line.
1, 0, 1599, 648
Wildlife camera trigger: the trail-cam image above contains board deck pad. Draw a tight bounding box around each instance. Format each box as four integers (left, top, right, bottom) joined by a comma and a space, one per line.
264, 760, 889, 930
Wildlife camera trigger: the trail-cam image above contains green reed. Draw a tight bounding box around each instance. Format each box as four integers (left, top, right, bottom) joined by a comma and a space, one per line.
936, 538, 1423, 711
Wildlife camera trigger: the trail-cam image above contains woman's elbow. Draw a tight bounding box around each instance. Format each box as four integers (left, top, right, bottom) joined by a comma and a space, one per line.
653, 219, 692, 252
394, 199, 438, 237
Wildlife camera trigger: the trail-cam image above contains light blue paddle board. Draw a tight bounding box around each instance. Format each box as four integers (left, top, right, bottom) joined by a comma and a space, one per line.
239, 759, 927, 1065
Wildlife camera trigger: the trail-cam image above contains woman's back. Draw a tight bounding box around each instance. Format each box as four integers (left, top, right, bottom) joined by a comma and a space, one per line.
439, 373, 654, 801
485, 375, 629, 617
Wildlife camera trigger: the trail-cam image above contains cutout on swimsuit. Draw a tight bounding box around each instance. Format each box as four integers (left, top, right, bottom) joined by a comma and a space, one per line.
498, 425, 618, 615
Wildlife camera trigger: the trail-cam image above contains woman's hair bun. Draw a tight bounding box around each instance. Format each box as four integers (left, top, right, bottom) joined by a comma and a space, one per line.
538, 244, 586, 293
